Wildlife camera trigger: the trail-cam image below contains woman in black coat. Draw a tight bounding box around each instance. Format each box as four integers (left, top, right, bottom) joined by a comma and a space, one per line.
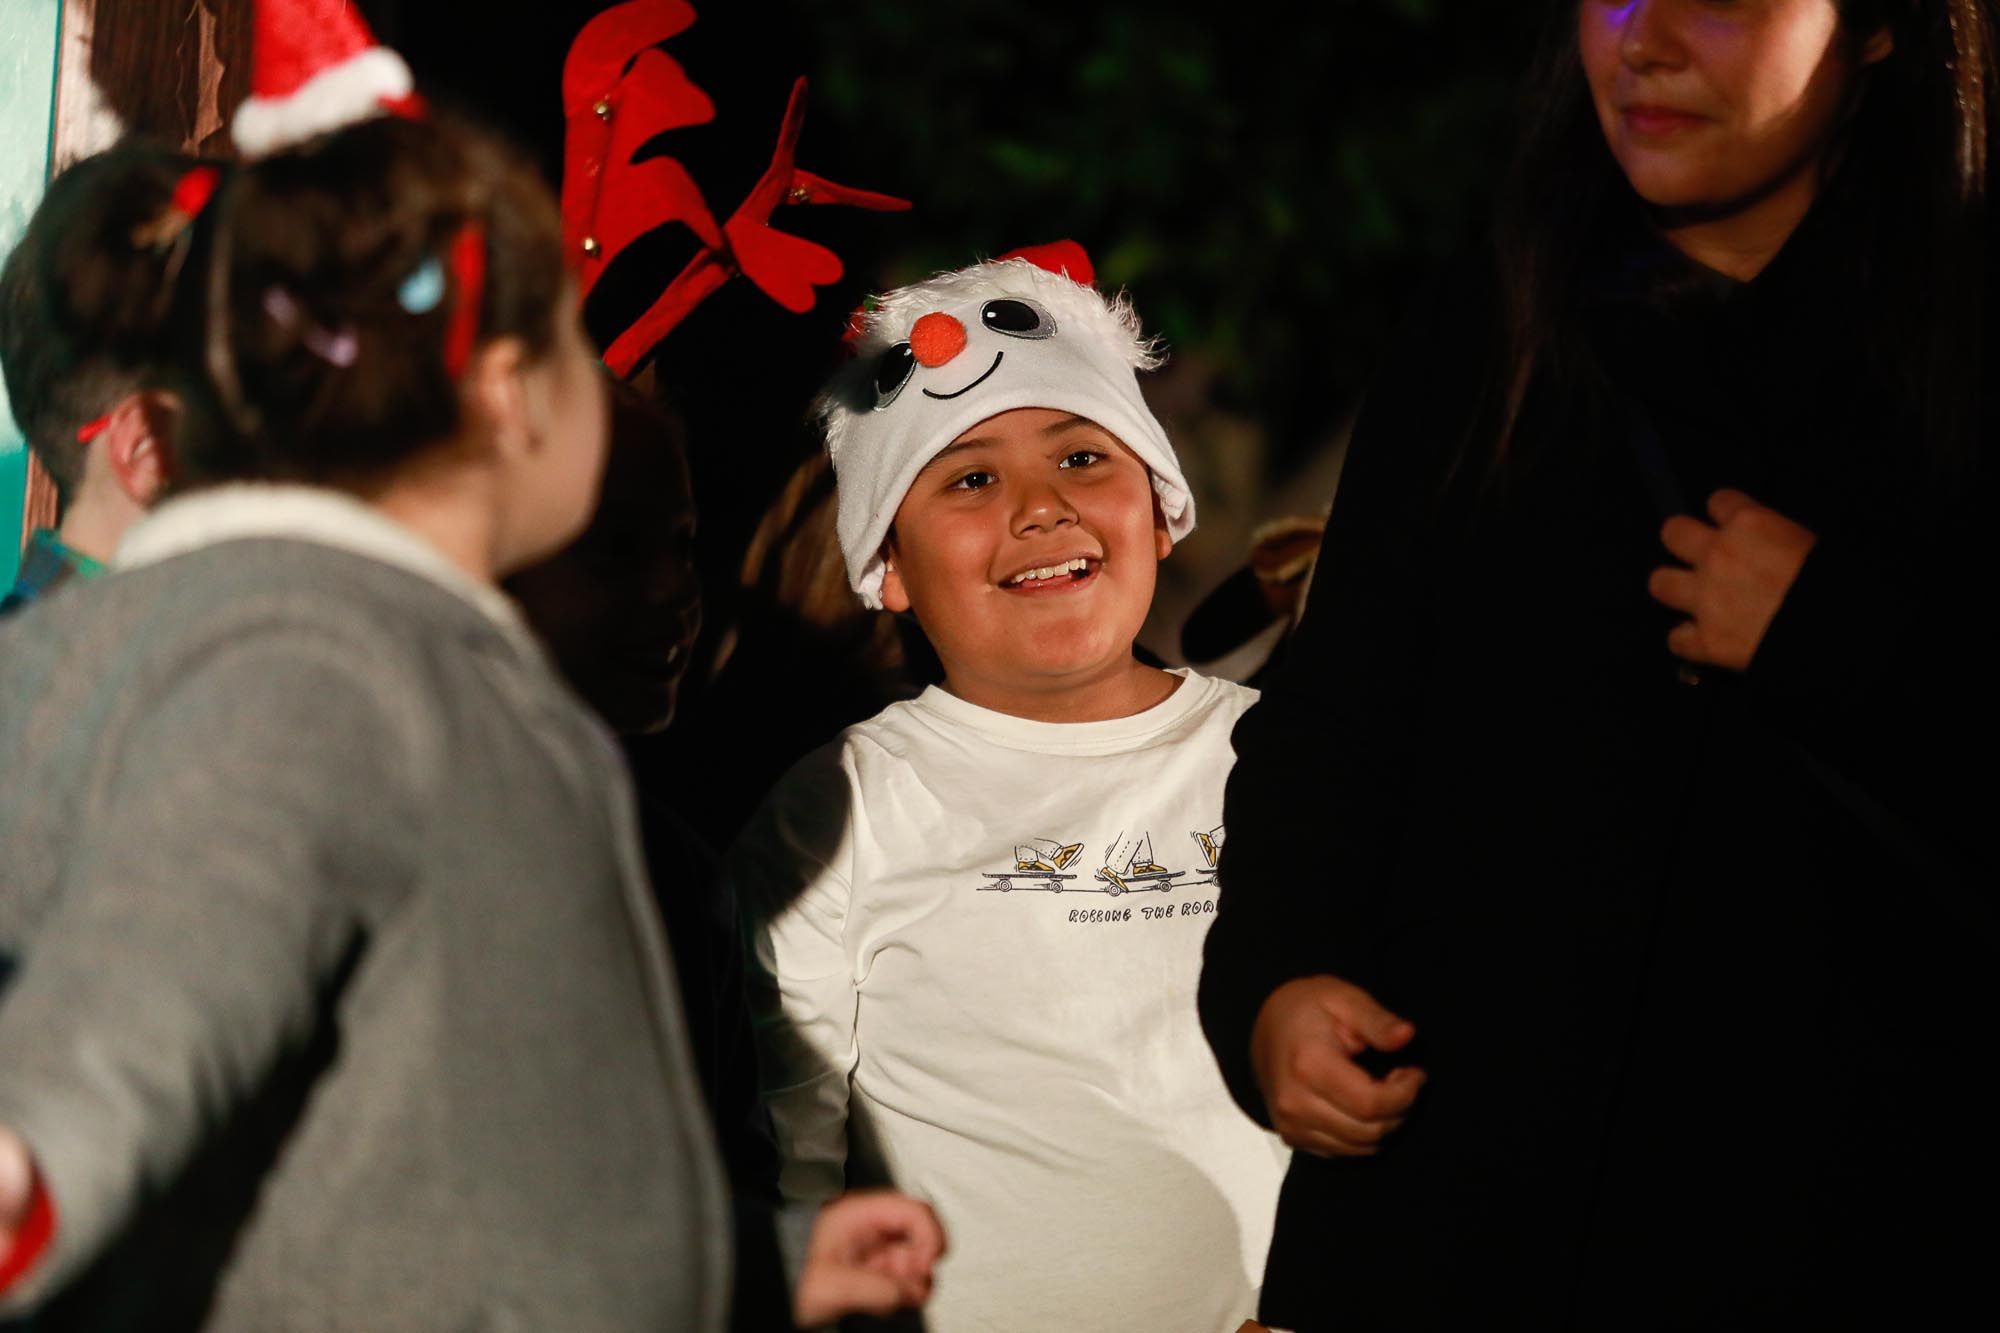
1201, 3, 1999, 1328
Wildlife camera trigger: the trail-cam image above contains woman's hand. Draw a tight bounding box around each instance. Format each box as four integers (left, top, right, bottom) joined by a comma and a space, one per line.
793, 1188, 946, 1328
1251, 975, 1425, 1157
1649, 488, 1817, 672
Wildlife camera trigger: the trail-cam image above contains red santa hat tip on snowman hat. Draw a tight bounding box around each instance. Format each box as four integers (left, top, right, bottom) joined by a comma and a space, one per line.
232, 0, 418, 158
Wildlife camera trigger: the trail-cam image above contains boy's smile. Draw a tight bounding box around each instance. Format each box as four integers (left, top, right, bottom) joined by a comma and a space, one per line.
999, 553, 1098, 591
879, 406, 1174, 717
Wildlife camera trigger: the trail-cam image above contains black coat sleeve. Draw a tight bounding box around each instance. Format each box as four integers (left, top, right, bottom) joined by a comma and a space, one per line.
1199, 277, 1486, 1123
1744, 476, 1998, 899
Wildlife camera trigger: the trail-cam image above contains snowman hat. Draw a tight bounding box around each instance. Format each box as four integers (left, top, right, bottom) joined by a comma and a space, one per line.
231, 0, 417, 158
821, 240, 1194, 609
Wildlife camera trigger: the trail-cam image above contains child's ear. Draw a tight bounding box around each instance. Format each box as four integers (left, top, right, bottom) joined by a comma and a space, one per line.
879, 544, 913, 614
463, 337, 530, 456
1152, 493, 1173, 561
103, 392, 174, 506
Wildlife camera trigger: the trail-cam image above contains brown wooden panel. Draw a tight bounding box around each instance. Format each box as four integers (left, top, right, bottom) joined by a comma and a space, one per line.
56, 0, 251, 165
21, 455, 58, 536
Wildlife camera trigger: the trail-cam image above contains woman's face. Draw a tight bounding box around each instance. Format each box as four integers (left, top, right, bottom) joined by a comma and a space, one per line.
1579, 1, 1892, 216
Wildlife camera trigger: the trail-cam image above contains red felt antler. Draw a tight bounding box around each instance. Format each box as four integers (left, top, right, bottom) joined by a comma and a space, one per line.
560, 0, 910, 379
602, 76, 911, 376
561, 0, 697, 116
573, 48, 721, 299
561, 1, 707, 268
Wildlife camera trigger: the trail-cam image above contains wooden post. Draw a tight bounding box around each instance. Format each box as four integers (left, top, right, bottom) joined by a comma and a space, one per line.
19, 457, 57, 542
20, 0, 251, 544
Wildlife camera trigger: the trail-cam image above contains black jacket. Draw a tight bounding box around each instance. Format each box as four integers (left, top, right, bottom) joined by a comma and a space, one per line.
1200, 197, 1997, 1330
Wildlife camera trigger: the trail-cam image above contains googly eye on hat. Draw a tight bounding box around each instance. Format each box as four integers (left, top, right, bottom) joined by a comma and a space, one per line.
819, 240, 1194, 609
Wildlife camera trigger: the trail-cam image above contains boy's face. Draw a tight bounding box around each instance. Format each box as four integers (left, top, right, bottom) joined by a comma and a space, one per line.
880, 407, 1171, 696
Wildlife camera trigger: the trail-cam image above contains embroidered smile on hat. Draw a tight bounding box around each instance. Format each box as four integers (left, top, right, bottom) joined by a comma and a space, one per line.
820, 240, 1194, 609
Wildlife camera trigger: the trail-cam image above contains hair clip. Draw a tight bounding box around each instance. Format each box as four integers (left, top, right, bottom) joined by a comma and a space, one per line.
263, 285, 359, 368
392, 231, 480, 377
130, 165, 223, 251
443, 222, 487, 378
396, 255, 447, 314
76, 415, 111, 444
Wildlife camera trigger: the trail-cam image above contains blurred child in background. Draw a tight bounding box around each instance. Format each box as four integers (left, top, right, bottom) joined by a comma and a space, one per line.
0, 144, 217, 615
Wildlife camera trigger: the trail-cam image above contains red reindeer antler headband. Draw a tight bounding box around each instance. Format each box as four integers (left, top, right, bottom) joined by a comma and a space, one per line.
560, 0, 911, 378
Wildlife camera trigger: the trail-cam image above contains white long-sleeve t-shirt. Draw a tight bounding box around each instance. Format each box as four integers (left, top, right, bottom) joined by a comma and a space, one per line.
734, 670, 1288, 1332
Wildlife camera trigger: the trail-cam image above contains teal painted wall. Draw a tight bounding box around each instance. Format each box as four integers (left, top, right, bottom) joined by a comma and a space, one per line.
0, 0, 62, 590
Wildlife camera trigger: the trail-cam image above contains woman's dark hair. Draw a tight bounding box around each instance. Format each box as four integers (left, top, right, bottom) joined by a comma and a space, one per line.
174, 113, 567, 490
1490, 0, 1997, 478
0, 142, 209, 504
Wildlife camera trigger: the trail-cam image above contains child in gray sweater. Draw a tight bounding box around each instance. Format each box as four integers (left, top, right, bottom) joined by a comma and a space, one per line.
0, 87, 936, 1333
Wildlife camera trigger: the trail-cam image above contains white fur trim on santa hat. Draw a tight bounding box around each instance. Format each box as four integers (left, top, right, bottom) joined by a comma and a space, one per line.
820, 256, 1193, 609
231, 46, 413, 158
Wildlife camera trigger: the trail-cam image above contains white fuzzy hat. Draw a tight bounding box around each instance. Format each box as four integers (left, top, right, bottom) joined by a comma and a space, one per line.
820, 241, 1194, 609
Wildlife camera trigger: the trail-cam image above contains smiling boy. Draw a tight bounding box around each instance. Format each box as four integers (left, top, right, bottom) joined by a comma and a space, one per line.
732, 243, 1287, 1332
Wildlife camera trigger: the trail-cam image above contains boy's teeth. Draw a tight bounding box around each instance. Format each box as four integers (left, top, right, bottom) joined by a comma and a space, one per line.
1010, 558, 1089, 586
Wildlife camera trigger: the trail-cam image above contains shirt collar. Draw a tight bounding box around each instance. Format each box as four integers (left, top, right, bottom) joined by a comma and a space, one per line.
30, 529, 108, 580
1, 529, 100, 615
115, 483, 530, 639
908, 669, 1214, 755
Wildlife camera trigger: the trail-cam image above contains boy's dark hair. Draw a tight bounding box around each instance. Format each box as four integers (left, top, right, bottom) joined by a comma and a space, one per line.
0, 142, 206, 506
176, 113, 567, 490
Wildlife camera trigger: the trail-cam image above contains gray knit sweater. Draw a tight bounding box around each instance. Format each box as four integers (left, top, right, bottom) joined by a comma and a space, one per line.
0, 488, 729, 1331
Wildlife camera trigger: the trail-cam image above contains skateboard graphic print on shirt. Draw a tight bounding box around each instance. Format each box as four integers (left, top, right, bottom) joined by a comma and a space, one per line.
976, 825, 1225, 895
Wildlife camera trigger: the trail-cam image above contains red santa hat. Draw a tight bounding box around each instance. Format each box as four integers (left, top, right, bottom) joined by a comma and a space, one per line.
231, 0, 416, 158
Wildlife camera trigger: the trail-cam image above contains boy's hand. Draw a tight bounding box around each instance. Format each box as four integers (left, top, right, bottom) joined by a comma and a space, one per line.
1649, 489, 1816, 672
794, 1189, 946, 1328
1251, 976, 1424, 1157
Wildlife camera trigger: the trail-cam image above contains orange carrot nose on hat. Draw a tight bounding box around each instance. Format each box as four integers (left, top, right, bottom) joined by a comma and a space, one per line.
231, 0, 418, 158
909, 313, 967, 368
